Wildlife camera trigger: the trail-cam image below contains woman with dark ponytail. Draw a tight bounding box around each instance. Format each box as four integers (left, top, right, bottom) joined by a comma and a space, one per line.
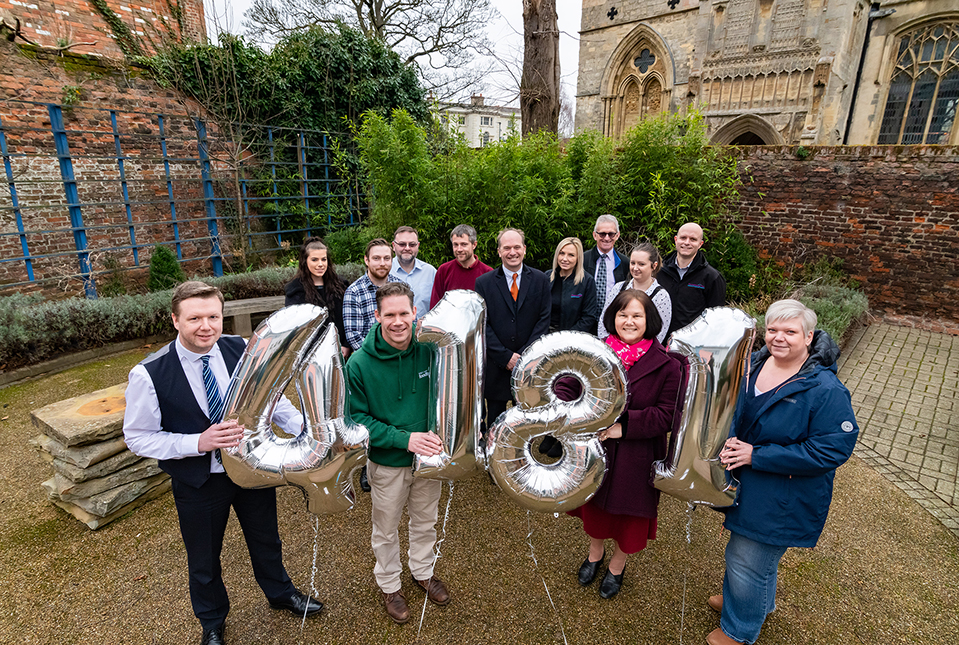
286, 237, 349, 356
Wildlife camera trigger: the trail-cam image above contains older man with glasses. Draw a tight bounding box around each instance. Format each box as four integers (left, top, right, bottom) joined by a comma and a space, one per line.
389, 226, 437, 320
583, 214, 629, 332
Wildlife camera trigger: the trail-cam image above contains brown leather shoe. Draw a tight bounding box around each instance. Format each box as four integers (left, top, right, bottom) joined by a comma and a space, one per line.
415, 575, 451, 606
381, 589, 410, 624
706, 627, 744, 645
707, 594, 723, 612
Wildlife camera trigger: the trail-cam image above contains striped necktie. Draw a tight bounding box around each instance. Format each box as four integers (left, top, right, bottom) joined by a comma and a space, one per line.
201, 355, 224, 463
201, 354, 224, 424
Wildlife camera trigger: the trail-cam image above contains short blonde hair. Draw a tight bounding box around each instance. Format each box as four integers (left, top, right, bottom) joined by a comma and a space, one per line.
765, 299, 817, 335
550, 237, 585, 285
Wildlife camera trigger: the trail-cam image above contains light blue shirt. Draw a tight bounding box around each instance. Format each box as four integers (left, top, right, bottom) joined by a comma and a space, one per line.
390, 257, 437, 319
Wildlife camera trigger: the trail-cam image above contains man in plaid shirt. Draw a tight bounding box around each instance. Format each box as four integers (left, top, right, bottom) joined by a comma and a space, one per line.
344, 238, 401, 352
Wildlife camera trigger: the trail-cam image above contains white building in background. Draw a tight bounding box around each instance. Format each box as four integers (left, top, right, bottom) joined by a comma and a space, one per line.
435, 95, 521, 147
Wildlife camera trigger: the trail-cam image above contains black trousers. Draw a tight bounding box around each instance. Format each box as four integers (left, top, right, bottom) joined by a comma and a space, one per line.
484, 398, 511, 438
171, 473, 295, 630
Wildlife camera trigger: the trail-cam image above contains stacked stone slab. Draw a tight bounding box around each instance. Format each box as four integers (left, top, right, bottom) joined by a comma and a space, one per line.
30, 384, 170, 530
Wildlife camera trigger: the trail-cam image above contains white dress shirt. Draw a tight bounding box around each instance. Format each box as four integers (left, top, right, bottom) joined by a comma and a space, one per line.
123, 336, 302, 474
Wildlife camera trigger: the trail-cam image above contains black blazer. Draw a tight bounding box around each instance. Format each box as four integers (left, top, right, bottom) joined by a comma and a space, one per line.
547, 270, 599, 333
583, 247, 630, 285
475, 266, 552, 401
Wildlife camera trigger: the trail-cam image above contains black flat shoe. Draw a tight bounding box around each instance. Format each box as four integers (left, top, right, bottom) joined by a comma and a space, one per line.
359, 466, 371, 492
200, 626, 225, 645
269, 589, 324, 617
578, 549, 605, 586
598, 566, 625, 599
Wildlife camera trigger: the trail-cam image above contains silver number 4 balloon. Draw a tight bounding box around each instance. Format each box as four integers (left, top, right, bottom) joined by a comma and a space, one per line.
220, 304, 370, 515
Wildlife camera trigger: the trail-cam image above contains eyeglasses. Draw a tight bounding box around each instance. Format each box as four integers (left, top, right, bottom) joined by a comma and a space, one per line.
394, 241, 419, 248
595, 231, 617, 238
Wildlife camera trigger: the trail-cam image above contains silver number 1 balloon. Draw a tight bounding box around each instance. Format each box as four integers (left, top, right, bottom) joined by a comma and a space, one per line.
220, 304, 370, 515
413, 290, 486, 480
652, 306, 755, 508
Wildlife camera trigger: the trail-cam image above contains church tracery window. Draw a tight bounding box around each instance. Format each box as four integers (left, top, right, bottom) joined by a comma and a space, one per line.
878, 21, 959, 144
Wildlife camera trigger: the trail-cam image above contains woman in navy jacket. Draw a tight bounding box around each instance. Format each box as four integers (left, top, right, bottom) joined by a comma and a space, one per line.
546, 237, 599, 333
566, 289, 683, 600
538, 237, 602, 457
707, 299, 859, 645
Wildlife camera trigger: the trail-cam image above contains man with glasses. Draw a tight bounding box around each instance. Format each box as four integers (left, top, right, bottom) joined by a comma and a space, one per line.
583, 215, 629, 330
389, 226, 436, 320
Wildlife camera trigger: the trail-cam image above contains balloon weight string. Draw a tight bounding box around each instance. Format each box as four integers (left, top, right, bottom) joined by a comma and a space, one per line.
416, 480, 455, 639
526, 511, 569, 645
678, 502, 696, 645
297, 514, 322, 641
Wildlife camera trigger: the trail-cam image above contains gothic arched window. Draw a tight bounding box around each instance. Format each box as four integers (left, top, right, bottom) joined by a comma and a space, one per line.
878, 22, 959, 144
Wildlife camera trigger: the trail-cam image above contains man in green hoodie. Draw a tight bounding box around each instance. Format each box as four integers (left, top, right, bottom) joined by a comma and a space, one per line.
345, 282, 448, 624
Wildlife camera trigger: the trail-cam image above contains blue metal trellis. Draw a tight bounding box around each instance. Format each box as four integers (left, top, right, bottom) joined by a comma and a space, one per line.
48, 104, 97, 299
0, 115, 34, 281
195, 119, 224, 277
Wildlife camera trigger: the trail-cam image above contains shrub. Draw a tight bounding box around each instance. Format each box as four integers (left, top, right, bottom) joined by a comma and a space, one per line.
739, 259, 869, 348
147, 245, 186, 292
0, 266, 301, 372
356, 108, 769, 285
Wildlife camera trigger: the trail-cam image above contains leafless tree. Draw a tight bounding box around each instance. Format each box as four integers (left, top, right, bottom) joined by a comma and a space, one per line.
558, 84, 575, 138
242, 0, 496, 100
521, 0, 559, 136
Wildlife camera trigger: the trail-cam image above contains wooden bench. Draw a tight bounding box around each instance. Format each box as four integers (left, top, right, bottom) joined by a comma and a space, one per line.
223, 296, 286, 336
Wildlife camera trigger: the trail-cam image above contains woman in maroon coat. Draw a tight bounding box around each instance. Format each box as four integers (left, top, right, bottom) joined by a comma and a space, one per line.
568, 289, 683, 599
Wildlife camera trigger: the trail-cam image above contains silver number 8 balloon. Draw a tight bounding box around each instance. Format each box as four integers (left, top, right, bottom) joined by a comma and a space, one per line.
486, 331, 628, 513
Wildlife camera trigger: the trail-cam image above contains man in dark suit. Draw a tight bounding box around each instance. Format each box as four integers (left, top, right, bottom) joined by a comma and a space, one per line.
582, 214, 629, 320
123, 281, 322, 645
474, 228, 551, 433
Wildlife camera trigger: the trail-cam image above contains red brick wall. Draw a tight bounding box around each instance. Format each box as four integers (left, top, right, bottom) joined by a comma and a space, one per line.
0, 39, 216, 293
0, 0, 206, 59
735, 146, 959, 327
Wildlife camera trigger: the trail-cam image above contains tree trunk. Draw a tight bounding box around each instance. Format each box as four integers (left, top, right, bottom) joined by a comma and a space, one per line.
521, 0, 560, 137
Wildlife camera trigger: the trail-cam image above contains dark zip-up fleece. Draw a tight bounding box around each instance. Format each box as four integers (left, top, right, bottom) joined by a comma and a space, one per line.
346, 322, 434, 468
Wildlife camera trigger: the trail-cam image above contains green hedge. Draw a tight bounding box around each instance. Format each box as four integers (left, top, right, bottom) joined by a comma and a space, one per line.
0, 267, 296, 371
354, 108, 780, 301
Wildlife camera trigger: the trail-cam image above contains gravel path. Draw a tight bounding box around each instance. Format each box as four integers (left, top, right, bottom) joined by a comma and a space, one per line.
1, 348, 957, 645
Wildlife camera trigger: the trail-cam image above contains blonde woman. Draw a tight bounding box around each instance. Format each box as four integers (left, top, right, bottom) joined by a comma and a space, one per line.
547, 237, 599, 333
539, 237, 600, 458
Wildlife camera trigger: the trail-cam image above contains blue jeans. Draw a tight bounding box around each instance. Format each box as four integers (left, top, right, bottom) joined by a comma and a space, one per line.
720, 531, 789, 644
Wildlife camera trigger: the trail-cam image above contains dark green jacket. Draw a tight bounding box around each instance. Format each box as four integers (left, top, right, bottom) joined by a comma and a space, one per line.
346, 322, 434, 468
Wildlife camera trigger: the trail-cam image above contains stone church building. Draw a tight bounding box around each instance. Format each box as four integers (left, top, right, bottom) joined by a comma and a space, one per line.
575, 0, 958, 145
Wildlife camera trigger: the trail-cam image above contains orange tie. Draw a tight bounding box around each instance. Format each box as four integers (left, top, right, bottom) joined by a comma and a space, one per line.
510, 272, 519, 301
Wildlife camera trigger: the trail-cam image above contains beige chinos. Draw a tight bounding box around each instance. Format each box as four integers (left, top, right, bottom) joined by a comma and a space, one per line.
368, 461, 443, 593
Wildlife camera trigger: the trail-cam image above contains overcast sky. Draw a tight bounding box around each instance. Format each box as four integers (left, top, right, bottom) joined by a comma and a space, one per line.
204, 0, 583, 109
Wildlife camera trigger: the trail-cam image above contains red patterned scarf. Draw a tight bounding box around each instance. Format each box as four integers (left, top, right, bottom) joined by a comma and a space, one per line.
605, 335, 653, 370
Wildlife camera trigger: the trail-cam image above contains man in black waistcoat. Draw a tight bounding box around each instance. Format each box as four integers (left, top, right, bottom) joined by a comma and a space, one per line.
123, 281, 322, 645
